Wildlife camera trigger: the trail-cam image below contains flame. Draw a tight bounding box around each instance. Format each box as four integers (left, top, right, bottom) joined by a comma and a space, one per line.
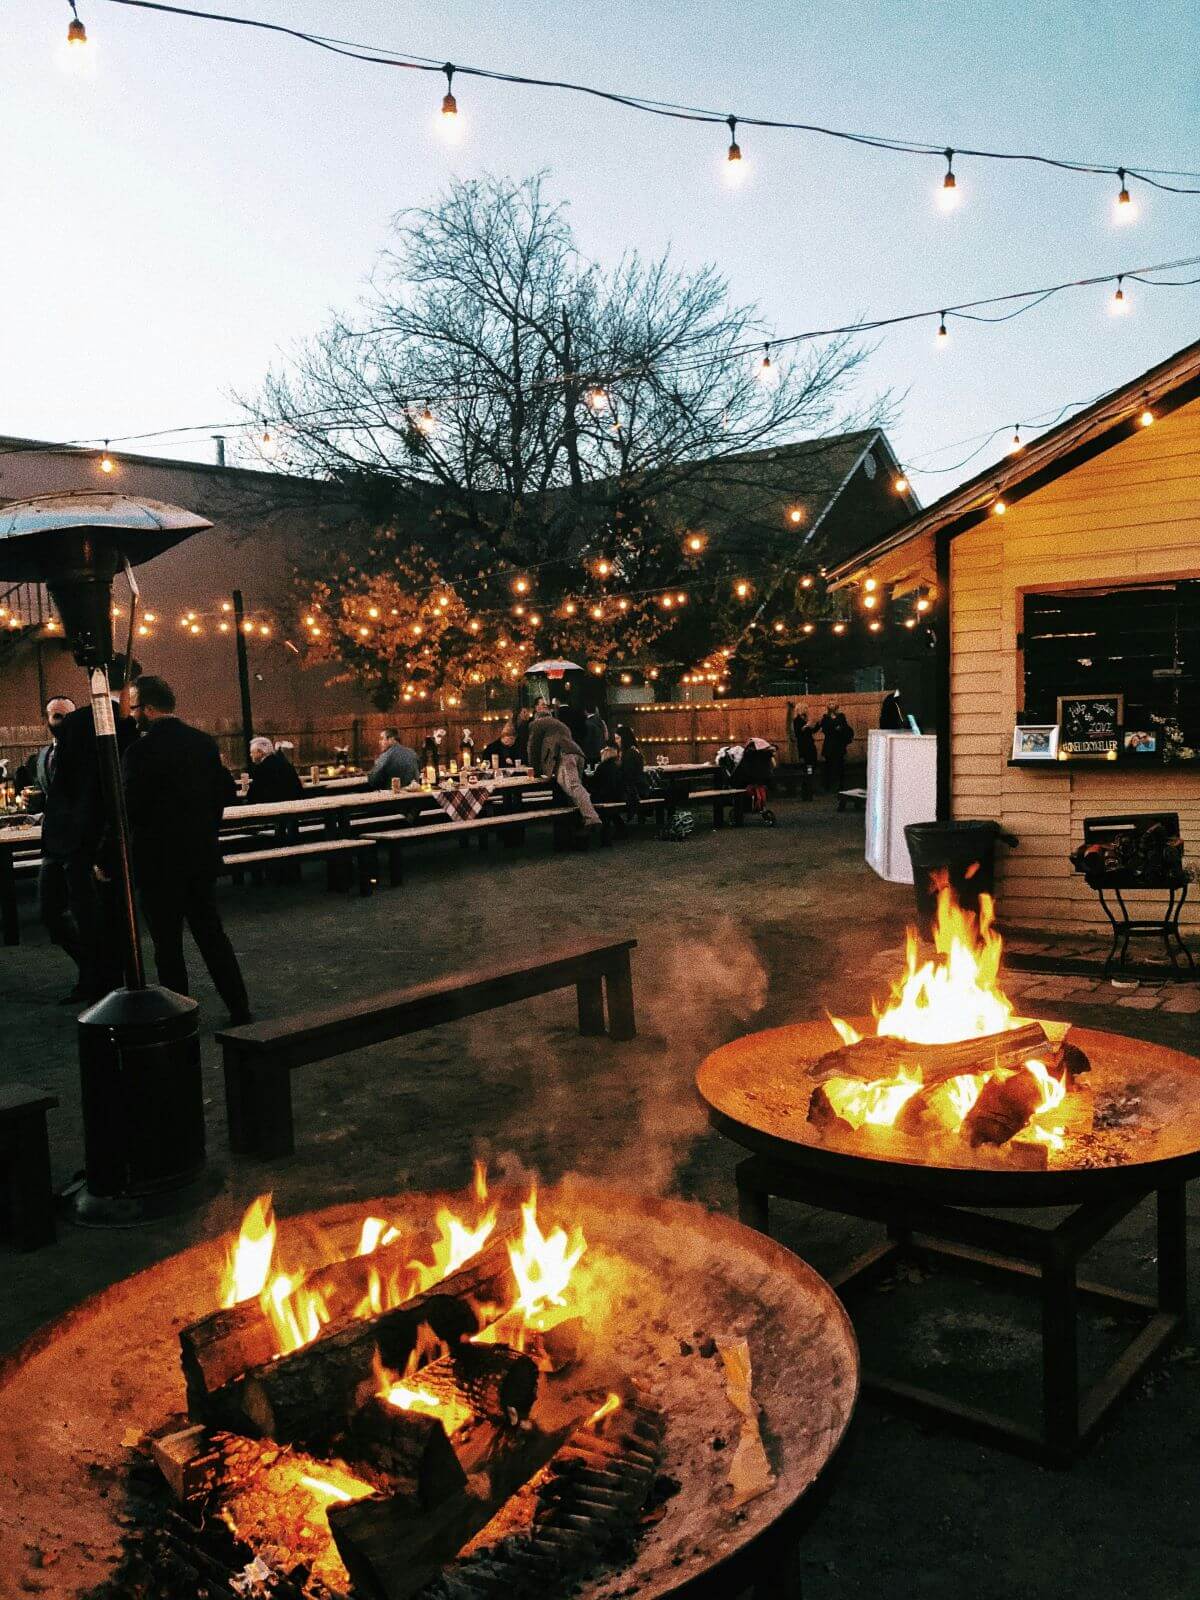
506, 1190, 586, 1330
299, 1468, 373, 1504
818, 886, 1076, 1157
220, 1195, 277, 1308
263, 1272, 332, 1355
473, 1158, 488, 1203
357, 1216, 401, 1255
383, 1382, 441, 1413
588, 1392, 621, 1426
820, 1067, 922, 1130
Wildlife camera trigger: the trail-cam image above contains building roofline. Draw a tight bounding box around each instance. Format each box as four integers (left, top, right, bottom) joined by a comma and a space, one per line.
825, 335, 1200, 584
0, 434, 320, 488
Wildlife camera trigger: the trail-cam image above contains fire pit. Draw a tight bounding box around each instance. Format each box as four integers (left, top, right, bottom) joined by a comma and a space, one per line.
697, 889, 1200, 1463
0, 1181, 857, 1598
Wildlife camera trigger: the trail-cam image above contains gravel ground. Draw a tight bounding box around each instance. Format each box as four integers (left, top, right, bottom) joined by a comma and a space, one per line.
3, 799, 1199, 1600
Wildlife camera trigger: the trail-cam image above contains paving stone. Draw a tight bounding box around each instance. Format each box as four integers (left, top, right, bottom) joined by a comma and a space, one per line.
1016, 977, 1078, 999
1160, 989, 1200, 1014
1114, 993, 1165, 1009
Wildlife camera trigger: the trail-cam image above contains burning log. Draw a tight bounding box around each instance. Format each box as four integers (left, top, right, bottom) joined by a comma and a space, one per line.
202, 1231, 520, 1441
413, 1343, 539, 1426
150, 1424, 226, 1504
180, 1301, 279, 1420
807, 1083, 854, 1137
809, 1021, 1053, 1089
347, 1396, 467, 1508
961, 1068, 1042, 1147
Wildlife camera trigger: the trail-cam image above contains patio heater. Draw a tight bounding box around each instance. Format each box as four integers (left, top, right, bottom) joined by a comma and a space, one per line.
0, 491, 216, 1225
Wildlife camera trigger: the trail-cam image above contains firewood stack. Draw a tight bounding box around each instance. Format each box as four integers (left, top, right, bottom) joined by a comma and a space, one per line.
158, 1222, 667, 1599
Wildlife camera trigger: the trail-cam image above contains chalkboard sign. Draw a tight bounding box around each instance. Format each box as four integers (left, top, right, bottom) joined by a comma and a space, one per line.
1057, 693, 1124, 756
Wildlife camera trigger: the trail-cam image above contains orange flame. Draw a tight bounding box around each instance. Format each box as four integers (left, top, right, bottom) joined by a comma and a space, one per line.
299, 1467, 373, 1504
506, 1190, 586, 1331
219, 1195, 277, 1308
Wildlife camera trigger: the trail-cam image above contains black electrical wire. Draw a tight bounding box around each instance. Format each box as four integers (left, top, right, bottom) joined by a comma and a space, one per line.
92, 0, 1200, 192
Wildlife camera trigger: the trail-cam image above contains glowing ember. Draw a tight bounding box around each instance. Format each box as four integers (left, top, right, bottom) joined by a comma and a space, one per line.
220, 1195, 276, 1308
299, 1468, 374, 1504
383, 1382, 441, 1413
507, 1190, 587, 1329
588, 1392, 621, 1426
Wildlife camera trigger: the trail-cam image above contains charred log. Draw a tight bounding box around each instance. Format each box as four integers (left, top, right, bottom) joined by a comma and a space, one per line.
415, 1343, 539, 1426
810, 1021, 1053, 1089
962, 1068, 1043, 1147
346, 1397, 467, 1508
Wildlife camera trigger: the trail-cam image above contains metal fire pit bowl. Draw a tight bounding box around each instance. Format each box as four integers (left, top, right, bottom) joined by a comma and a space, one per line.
0, 1183, 858, 1598
698, 1018, 1200, 1207
698, 1019, 1200, 1461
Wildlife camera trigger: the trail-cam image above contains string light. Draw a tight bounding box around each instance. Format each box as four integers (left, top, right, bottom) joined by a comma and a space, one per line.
529, 612, 541, 626
916, 597, 931, 612
1114, 168, 1135, 222
833, 622, 846, 635
893, 474, 909, 494
513, 603, 526, 616
189, 623, 201, 635
590, 604, 603, 619
800, 575, 813, 589
660, 594, 674, 609
143, 611, 156, 623
803, 622, 815, 634
992, 492, 1007, 514
513, 576, 530, 594
218, 621, 230, 633
99, 442, 114, 473
1140, 395, 1155, 426
734, 579, 750, 598
1009, 426, 1023, 454
686, 533, 705, 553
773, 620, 784, 633
437, 63, 463, 142
415, 402, 437, 435
1110, 274, 1130, 314
596, 558, 612, 578
905, 617, 917, 629
617, 597, 629, 611
864, 577, 877, 592
936, 313, 949, 347
585, 387, 609, 412
868, 619, 882, 632
788, 507, 803, 524
66, 0, 86, 45
755, 342, 776, 385
724, 115, 745, 184
564, 600, 577, 616
937, 148, 960, 211
863, 593, 877, 609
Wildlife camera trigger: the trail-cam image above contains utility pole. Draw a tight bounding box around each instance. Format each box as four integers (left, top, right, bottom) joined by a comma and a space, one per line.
232, 588, 254, 768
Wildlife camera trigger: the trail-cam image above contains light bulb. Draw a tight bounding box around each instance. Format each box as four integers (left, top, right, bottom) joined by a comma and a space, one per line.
687, 534, 704, 552
735, 580, 749, 598
755, 342, 776, 385
437, 63, 464, 142
514, 576, 529, 594
189, 623, 201, 635
864, 577, 877, 592
143, 612, 156, 623
1110, 275, 1130, 315
676, 592, 687, 604
66, 4, 86, 45
833, 622, 846, 635
1009, 427, 1023, 455
368, 605, 379, 618
564, 601, 577, 616
788, 507, 803, 524
800, 575, 813, 589
773, 621, 784, 633
416, 402, 437, 435
260, 429, 277, 458
137, 624, 150, 637
868, 620, 882, 632
1140, 405, 1155, 427
590, 605, 603, 620
529, 612, 541, 627
660, 595, 674, 609
585, 387, 609, 412
1114, 168, 1135, 223
893, 474, 909, 494
617, 597, 629, 611
905, 617, 917, 629
99, 442, 114, 473
937, 148, 960, 211
936, 314, 949, 347
596, 558, 611, 578
513, 604, 526, 616
916, 597, 930, 613
993, 497, 1007, 515
723, 115, 746, 185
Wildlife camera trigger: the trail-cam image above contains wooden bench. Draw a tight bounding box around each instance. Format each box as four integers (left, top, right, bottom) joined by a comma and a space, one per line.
593, 796, 669, 836
216, 937, 638, 1158
367, 806, 577, 885
221, 837, 376, 895
837, 787, 868, 812
0, 1085, 58, 1250
686, 787, 748, 827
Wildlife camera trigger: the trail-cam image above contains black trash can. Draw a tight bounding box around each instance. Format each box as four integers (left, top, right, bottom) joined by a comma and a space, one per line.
904, 820, 1019, 936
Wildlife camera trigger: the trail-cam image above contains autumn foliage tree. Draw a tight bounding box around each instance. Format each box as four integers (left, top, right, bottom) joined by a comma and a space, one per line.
252, 172, 873, 705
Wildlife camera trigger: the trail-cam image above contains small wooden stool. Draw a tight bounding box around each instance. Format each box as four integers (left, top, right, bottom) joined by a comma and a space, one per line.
0, 1084, 59, 1250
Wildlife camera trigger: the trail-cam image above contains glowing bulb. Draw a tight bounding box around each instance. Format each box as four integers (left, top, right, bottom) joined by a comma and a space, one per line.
412, 623, 423, 636
1009, 427, 1023, 454
596, 558, 611, 578
415, 403, 437, 435
368, 605, 379, 618
735, 580, 749, 598
833, 622, 846, 635
687, 534, 704, 552
468, 619, 480, 632
676, 592, 687, 604
863, 594, 877, 609
936, 148, 960, 210
649, 668, 659, 679
864, 577, 877, 592
513, 604, 526, 617
359, 625, 369, 637
242, 620, 254, 633
893, 475, 909, 494
755, 342, 776, 385
803, 623, 815, 634
660, 595, 674, 609
143, 611, 156, 623
514, 577, 529, 594
617, 597, 629, 611
137, 624, 149, 637
1140, 405, 1155, 427
788, 507, 803, 524
993, 497, 1007, 515
724, 115, 746, 184
67, 10, 87, 45
218, 621, 230, 633
529, 612, 541, 626
99, 443, 114, 474
936, 314, 949, 346
437, 63, 463, 142
905, 617, 917, 629
585, 387, 609, 412
591, 663, 603, 676
1110, 275, 1130, 315
186, 612, 196, 621
564, 601, 577, 616
260, 429, 277, 458
189, 623, 201, 635
773, 621, 784, 633
869, 619, 882, 632
590, 605, 603, 620
917, 597, 931, 612
800, 575, 813, 589
1114, 168, 1135, 223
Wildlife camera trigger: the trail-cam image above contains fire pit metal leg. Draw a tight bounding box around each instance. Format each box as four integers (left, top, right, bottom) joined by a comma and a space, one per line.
730, 1155, 1187, 1464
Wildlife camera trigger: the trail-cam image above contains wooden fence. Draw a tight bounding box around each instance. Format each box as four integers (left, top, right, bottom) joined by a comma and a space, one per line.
1, 690, 890, 776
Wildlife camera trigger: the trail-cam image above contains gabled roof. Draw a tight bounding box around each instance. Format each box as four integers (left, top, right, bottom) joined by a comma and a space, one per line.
826, 335, 1200, 586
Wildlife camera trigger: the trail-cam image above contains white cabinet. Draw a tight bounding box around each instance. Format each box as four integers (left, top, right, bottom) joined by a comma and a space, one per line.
865, 729, 937, 883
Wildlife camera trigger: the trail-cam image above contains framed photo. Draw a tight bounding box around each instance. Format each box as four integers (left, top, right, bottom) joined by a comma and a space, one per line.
1057, 693, 1124, 757
1125, 730, 1158, 754
1012, 724, 1059, 760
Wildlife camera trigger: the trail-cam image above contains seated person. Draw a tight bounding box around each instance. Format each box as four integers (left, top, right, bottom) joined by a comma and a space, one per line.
369, 727, 420, 788
246, 735, 304, 804
586, 744, 625, 804
483, 720, 522, 768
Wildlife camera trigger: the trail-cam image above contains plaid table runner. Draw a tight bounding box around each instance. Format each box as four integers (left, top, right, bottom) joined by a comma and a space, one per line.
434, 783, 492, 821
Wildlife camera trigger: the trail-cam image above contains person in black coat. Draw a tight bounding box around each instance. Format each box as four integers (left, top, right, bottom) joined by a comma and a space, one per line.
879, 691, 907, 730
124, 675, 250, 1022
247, 736, 304, 804
791, 706, 819, 801
818, 706, 854, 793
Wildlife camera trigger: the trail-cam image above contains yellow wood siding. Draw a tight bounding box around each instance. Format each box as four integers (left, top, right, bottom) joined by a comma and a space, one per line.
950, 394, 1200, 935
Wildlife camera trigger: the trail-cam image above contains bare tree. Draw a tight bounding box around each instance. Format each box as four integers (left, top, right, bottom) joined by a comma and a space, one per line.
249, 172, 879, 700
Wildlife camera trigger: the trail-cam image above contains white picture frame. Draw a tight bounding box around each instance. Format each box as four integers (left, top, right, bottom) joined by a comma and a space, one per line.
1012, 724, 1060, 761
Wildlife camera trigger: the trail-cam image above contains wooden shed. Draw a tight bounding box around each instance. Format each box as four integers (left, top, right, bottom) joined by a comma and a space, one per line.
827, 337, 1200, 936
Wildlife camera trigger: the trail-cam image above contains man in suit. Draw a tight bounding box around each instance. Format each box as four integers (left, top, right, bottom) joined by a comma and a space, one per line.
15, 696, 84, 996
124, 675, 251, 1022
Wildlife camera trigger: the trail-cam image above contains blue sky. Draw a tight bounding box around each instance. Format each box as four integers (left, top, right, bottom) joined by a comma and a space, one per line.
4, 0, 1198, 496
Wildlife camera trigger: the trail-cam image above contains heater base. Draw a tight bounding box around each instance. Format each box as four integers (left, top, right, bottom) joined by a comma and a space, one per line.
66, 1164, 223, 1229
735, 1155, 1187, 1466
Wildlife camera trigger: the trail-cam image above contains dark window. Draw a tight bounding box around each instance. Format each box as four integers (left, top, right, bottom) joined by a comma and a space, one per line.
1022, 582, 1200, 746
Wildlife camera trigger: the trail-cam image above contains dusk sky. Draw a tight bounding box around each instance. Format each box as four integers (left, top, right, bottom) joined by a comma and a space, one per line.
6, 0, 1199, 497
